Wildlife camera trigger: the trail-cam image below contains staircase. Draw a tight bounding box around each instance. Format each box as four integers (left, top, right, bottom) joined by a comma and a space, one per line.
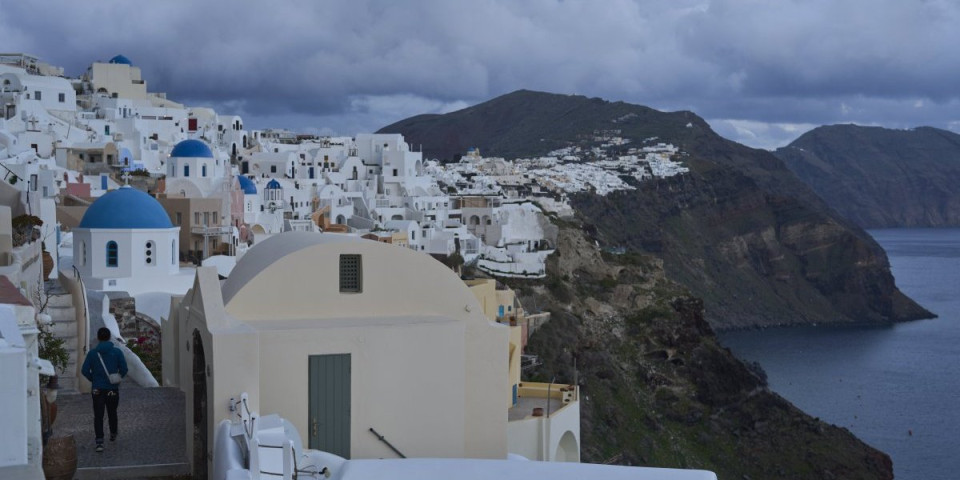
45, 285, 82, 393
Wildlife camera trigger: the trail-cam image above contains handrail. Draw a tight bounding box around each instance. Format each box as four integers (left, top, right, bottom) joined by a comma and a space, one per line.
368, 427, 406, 458
72, 265, 89, 356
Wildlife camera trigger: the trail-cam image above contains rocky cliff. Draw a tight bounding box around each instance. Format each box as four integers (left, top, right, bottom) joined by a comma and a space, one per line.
774, 124, 960, 228
511, 226, 894, 479
382, 90, 931, 328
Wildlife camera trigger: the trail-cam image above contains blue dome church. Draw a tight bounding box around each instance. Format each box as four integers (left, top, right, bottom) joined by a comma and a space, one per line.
73, 186, 181, 294
166, 139, 227, 198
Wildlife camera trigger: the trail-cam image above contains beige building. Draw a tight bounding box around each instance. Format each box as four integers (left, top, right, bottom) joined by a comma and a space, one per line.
163, 232, 509, 477
157, 195, 226, 262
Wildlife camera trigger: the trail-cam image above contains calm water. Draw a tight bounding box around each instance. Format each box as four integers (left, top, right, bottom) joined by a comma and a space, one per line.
721, 228, 960, 480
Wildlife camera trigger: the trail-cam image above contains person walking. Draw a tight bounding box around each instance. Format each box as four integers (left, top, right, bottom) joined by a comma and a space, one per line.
81, 327, 128, 452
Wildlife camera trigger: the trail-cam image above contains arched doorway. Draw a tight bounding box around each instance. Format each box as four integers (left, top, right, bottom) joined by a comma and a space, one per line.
553, 431, 579, 462
192, 330, 208, 479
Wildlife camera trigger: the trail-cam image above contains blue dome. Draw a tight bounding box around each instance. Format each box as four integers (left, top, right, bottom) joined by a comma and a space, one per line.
170, 139, 213, 158
266, 179, 281, 190
237, 175, 257, 195
109, 55, 132, 65
79, 186, 173, 229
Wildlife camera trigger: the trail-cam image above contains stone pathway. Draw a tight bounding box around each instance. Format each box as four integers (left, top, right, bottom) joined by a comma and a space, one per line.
52, 383, 189, 479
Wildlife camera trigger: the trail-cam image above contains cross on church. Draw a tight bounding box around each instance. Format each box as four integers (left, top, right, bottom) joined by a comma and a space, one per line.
121, 171, 132, 185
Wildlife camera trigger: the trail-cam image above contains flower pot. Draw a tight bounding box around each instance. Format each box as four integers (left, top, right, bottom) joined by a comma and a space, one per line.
42, 435, 77, 480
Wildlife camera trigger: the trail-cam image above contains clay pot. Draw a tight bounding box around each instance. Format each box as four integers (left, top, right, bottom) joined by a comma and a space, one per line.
42, 435, 77, 480
42, 249, 54, 279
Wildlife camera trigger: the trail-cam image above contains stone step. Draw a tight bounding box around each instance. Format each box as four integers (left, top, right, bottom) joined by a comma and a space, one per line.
48, 320, 78, 339
56, 374, 78, 393
45, 293, 76, 309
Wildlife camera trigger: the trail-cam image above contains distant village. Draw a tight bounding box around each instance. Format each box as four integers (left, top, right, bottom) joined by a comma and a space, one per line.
0, 53, 702, 479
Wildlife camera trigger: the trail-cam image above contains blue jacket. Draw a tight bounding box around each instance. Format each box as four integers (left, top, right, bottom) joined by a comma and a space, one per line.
82, 341, 128, 390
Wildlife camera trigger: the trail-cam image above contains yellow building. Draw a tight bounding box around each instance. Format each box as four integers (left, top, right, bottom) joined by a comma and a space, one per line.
466, 278, 580, 462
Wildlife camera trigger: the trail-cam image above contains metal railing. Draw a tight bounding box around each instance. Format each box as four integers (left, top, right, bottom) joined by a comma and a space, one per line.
368, 427, 406, 458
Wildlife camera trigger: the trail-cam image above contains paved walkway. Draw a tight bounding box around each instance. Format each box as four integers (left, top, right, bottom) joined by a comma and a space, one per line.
53, 383, 190, 479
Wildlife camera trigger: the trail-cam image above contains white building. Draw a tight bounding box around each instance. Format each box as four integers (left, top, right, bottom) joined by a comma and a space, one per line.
71, 186, 187, 295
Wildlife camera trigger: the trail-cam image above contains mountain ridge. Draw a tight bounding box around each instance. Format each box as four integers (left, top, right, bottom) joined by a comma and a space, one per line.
774, 124, 960, 228
380, 90, 932, 329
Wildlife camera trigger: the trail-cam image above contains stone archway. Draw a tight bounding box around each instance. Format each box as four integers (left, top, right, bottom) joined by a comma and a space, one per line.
192, 330, 208, 479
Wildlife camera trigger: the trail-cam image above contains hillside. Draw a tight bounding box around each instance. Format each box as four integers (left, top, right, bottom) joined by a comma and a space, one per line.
774, 124, 960, 228
511, 226, 893, 479
381, 90, 931, 328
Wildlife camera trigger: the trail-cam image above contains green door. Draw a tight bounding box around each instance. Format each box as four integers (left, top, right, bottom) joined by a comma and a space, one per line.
308, 354, 351, 458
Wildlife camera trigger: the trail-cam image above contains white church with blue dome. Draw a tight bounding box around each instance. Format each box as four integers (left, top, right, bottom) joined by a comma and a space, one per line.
165, 139, 230, 198
72, 186, 189, 295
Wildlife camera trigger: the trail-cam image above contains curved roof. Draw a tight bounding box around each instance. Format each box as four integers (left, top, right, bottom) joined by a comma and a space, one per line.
220, 232, 485, 323
170, 139, 213, 158
237, 175, 257, 195
78, 186, 174, 229
266, 179, 281, 189
109, 55, 133, 65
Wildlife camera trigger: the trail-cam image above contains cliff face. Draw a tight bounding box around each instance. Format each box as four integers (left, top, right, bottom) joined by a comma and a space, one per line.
381, 90, 930, 328
572, 166, 931, 328
775, 124, 960, 228
514, 227, 894, 479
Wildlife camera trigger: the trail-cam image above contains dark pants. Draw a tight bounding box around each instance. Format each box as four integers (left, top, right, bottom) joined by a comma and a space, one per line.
92, 389, 119, 443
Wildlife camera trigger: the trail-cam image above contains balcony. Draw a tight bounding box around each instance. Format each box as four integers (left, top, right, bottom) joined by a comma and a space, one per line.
507, 382, 580, 462
508, 382, 577, 422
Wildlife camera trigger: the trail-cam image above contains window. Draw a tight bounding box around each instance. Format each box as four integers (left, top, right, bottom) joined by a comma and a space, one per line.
175, 212, 182, 225
194, 212, 200, 224
339, 254, 362, 293
202, 164, 207, 177
106, 241, 118, 267
58, 93, 65, 103
172, 240, 176, 264
204, 212, 210, 226
213, 211, 218, 222
392, 169, 398, 176
184, 164, 190, 177
271, 165, 277, 173
34, 91, 41, 101
104, 125, 110, 135
145, 241, 154, 265
80, 241, 86, 266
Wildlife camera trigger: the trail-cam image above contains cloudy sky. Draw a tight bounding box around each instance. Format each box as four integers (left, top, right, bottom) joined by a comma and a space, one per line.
2, 0, 958, 149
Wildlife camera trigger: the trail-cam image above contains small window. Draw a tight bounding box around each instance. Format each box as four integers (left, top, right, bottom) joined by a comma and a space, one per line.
184, 164, 190, 177
194, 212, 200, 224
106, 241, 118, 267
172, 239, 176, 265
58, 93, 65, 103
271, 165, 277, 173
34, 91, 41, 101
176, 212, 182, 225
202, 164, 207, 177
80, 241, 87, 266
145, 241, 154, 265
339, 254, 362, 293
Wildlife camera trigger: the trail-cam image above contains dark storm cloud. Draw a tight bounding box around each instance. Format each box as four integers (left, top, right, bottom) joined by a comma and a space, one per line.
1, 0, 958, 147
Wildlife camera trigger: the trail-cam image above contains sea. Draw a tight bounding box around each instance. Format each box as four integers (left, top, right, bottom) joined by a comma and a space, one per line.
720, 228, 960, 480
